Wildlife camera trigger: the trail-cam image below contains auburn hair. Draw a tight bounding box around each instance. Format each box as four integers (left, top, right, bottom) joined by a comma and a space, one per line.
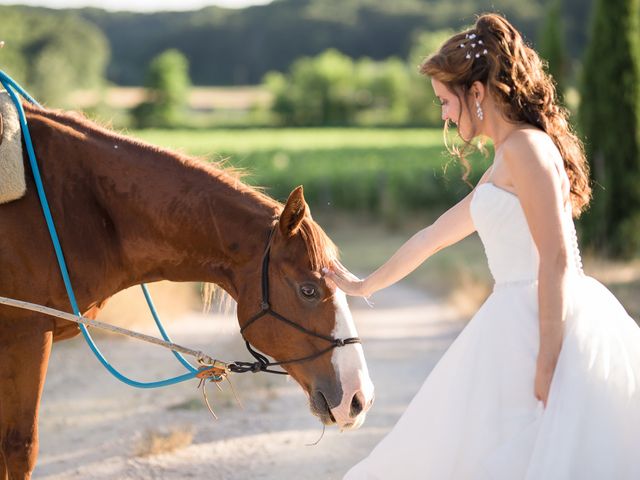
420, 13, 591, 218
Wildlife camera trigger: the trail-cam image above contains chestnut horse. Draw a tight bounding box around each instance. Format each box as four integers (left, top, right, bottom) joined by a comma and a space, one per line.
0, 103, 374, 479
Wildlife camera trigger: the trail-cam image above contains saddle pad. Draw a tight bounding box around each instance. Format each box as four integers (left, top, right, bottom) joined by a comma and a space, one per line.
0, 90, 26, 204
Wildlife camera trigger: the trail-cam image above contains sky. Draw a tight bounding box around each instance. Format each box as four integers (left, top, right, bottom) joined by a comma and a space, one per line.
0, 0, 273, 11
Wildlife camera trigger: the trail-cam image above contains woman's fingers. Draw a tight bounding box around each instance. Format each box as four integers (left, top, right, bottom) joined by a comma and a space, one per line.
334, 260, 356, 278
322, 266, 363, 296
322, 268, 347, 290
324, 267, 351, 284
332, 260, 350, 274
331, 262, 361, 282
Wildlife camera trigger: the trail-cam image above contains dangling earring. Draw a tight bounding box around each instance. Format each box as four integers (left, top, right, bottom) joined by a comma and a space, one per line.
476, 100, 484, 121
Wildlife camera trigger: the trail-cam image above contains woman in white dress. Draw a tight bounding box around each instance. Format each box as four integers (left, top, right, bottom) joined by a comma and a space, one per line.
323, 13, 640, 480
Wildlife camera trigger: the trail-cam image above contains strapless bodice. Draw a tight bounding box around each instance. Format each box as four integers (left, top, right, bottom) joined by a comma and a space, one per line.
470, 182, 585, 287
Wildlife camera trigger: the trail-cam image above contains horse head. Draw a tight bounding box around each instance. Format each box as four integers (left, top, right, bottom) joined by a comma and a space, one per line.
235, 186, 374, 430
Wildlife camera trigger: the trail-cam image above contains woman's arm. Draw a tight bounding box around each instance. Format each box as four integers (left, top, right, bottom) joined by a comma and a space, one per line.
501, 132, 570, 407
324, 166, 494, 297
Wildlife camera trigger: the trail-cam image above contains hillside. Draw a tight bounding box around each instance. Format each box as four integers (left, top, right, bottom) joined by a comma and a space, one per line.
1, 0, 594, 86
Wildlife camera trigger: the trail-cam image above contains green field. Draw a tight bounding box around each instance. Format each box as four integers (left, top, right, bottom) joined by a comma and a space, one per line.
133, 128, 445, 153
132, 128, 492, 222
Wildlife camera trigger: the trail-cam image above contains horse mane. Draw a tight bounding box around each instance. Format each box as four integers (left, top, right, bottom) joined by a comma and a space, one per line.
24, 104, 340, 314
23, 103, 281, 211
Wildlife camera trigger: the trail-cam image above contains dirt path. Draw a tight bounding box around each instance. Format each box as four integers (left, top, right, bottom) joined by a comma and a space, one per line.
34, 283, 468, 479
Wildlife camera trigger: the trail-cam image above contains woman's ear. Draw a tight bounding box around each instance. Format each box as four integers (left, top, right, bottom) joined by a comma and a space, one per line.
471, 81, 486, 103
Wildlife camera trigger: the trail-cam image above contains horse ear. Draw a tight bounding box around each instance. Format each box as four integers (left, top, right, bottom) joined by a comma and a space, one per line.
279, 185, 308, 237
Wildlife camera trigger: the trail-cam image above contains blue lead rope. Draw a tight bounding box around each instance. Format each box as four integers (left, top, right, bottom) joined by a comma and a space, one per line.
0, 70, 200, 388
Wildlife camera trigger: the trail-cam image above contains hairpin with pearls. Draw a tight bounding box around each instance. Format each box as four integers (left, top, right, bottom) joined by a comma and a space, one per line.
459, 33, 488, 60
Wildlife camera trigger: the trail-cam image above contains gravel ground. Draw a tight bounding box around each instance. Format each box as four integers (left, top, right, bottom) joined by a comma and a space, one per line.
34, 282, 467, 480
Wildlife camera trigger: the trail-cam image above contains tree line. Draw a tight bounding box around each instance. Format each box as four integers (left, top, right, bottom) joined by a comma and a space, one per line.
2, 0, 592, 88
80, 0, 594, 87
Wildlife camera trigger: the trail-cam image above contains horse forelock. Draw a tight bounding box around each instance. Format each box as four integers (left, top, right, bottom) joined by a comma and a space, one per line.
298, 217, 339, 272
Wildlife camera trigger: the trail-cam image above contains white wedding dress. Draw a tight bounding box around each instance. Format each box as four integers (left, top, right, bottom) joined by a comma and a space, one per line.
344, 181, 640, 479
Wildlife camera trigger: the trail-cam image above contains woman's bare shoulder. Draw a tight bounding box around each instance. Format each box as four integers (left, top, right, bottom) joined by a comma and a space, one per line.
505, 126, 555, 151
502, 127, 561, 166
500, 126, 570, 205
502, 125, 544, 145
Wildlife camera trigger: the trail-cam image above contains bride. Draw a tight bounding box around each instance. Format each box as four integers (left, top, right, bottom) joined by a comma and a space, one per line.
323, 12, 640, 480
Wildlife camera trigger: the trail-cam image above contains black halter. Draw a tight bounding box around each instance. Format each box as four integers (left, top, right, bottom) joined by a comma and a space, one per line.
228, 221, 361, 375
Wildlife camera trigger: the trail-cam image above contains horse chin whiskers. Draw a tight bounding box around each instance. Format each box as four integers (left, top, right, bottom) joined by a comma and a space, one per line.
309, 391, 336, 424
313, 409, 336, 426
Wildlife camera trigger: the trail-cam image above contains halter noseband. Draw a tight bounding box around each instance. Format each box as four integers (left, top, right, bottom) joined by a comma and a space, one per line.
229, 221, 361, 375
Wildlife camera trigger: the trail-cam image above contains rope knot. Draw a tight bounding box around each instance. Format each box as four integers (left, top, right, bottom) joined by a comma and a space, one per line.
250, 362, 263, 373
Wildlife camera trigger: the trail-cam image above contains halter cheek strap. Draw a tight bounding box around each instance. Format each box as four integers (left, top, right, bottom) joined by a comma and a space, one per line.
229, 222, 361, 375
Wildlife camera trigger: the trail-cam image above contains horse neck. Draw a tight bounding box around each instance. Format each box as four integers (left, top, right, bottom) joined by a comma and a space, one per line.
106, 152, 276, 298
32, 109, 279, 301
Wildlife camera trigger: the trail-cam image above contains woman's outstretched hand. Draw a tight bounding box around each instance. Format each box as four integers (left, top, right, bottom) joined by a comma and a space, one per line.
322, 261, 370, 298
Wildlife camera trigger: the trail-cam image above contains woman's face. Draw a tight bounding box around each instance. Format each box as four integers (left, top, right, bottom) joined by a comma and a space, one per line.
430, 78, 474, 141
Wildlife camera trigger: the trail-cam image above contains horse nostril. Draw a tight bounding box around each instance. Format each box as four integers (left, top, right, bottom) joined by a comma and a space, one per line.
350, 391, 365, 418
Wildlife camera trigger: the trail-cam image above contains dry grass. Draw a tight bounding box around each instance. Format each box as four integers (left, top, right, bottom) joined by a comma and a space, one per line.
583, 256, 640, 322
70, 86, 271, 110
134, 425, 194, 457
97, 280, 200, 331
445, 268, 493, 318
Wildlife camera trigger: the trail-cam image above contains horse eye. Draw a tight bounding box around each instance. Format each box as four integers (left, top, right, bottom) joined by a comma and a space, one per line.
300, 285, 316, 298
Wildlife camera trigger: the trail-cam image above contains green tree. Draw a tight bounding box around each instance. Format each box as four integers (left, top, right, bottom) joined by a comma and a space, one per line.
579, 0, 640, 259
538, 0, 568, 99
354, 57, 411, 125
406, 29, 456, 127
30, 41, 76, 106
0, 9, 29, 82
132, 49, 191, 128
265, 49, 358, 126
0, 10, 109, 106
266, 49, 418, 126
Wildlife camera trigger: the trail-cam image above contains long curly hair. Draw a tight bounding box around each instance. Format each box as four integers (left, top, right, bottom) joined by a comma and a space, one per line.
420, 13, 591, 218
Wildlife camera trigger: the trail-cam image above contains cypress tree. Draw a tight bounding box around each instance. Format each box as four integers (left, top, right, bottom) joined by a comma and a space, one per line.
579, 0, 640, 259
538, 0, 568, 99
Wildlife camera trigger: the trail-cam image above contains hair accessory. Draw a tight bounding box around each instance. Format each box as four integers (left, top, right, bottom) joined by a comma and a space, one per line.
460, 32, 488, 60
